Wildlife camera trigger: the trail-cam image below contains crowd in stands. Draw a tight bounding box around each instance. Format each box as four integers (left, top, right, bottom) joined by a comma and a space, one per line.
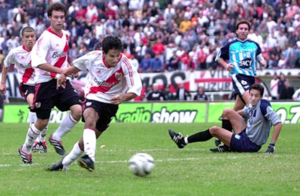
1, 0, 300, 104
1, 0, 300, 73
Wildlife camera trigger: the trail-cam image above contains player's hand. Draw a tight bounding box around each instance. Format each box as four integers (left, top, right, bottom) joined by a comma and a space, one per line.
110, 94, 123, 105
225, 63, 234, 71
265, 142, 275, 154
57, 73, 67, 89
260, 60, 267, 67
0, 83, 6, 94
73, 72, 79, 78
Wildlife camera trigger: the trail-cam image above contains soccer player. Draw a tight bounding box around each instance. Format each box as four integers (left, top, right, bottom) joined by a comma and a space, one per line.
47, 36, 142, 172
18, 2, 82, 164
168, 83, 282, 153
0, 27, 48, 153
214, 20, 267, 147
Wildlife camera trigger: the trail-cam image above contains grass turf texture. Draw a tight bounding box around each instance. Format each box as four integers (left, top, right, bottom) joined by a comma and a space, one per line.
0, 123, 299, 196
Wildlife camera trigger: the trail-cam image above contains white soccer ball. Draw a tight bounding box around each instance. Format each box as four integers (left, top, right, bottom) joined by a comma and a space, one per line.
129, 153, 154, 177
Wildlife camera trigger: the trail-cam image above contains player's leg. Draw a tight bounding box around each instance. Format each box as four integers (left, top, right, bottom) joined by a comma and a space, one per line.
77, 101, 118, 172
50, 84, 82, 155
168, 126, 231, 149
19, 82, 51, 163
233, 95, 246, 111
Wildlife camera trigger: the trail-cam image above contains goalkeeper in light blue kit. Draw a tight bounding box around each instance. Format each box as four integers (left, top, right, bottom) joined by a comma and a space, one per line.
168, 83, 282, 153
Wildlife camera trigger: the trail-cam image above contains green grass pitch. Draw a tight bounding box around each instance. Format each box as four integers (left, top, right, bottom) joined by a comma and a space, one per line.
0, 123, 299, 196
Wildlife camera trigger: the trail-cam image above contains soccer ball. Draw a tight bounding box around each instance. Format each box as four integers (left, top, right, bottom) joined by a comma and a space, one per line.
129, 153, 154, 177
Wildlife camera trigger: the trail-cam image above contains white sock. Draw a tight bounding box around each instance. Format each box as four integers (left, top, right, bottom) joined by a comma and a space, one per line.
184, 137, 188, 144
52, 114, 78, 141
28, 111, 37, 125
40, 126, 48, 142
62, 141, 83, 166
22, 124, 41, 154
83, 128, 96, 162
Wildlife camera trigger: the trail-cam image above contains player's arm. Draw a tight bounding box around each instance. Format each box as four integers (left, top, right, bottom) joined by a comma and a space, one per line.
111, 58, 142, 105
57, 53, 90, 89
31, 35, 65, 74
0, 50, 15, 93
265, 122, 282, 154
237, 109, 245, 116
257, 54, 267, 67
264, 103, 282, 153
0, 66, 9, 94
255, 44, 267, 67
37, 63, 66, 74
111, 92, 138, 105
270, 122, 282, 144
215, 45, 233, 71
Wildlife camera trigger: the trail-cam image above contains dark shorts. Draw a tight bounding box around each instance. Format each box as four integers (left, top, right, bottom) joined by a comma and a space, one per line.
231, 74, 255, 97
230, 130, 261, 152
32, 79, 81, 119
82, 99, 118, 132
19, 83, 35, 99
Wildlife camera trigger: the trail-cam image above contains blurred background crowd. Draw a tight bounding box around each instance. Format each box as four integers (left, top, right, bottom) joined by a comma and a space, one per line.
1, 0, 300, 72
0, 0, 300, 105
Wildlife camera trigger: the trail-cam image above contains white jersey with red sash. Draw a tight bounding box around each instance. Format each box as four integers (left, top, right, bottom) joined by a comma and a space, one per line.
31, 28, 69, 83
72, 51, 142, 103
3, 45, 35, 86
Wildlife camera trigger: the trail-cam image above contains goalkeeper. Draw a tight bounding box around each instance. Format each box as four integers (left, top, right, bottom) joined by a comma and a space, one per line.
168, 83, 282, 153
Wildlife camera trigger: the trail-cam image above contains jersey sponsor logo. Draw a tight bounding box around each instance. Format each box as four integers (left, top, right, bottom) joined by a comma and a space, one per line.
86, 102, 92, 106
52, 52, 68, 58
93, 78, 118, 88
240, 58, 253, 68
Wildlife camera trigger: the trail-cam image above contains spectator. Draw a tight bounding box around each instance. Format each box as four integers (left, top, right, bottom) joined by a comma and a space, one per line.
129, 55, 139, 71
278, 73, 287, 99
151, 54, 164, 72
139, 53, 152, 73
193, 86, 208, 101
163, 85, 176, 101
167, 50, 179, 71
175, 83, 190, 101
270, 74, 279, 100
0, 1, 10, 24
285, 81, 295, 99
292, 85, 300, 101
6, 35, 19, 51
69, 43, 78, 63
145, 83, 165, 101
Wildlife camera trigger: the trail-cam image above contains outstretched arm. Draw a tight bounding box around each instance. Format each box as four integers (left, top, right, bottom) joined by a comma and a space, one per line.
57, 66, 81, 89
0, 67, 9, 94
265, 122, 283, 153
110, 92, 137, 105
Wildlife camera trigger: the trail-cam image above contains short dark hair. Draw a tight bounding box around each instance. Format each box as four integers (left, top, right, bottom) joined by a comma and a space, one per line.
236, 20, 251, 31
21, 26, 35, 37
102, 36, 123, 54
47, 2, 66, 17
249, 83, 264, 96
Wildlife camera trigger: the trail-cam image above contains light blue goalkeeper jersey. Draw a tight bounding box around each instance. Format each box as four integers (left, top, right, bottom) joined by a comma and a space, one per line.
215, 39, 262, 77
243, 99, 281, 146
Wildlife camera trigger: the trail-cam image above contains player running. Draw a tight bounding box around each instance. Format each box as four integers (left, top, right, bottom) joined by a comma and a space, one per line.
0, 27, 48, 153
47, 36, 142, 172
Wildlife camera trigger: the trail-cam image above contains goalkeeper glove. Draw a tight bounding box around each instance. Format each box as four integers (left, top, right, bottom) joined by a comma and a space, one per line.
265, 142, 275, 154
